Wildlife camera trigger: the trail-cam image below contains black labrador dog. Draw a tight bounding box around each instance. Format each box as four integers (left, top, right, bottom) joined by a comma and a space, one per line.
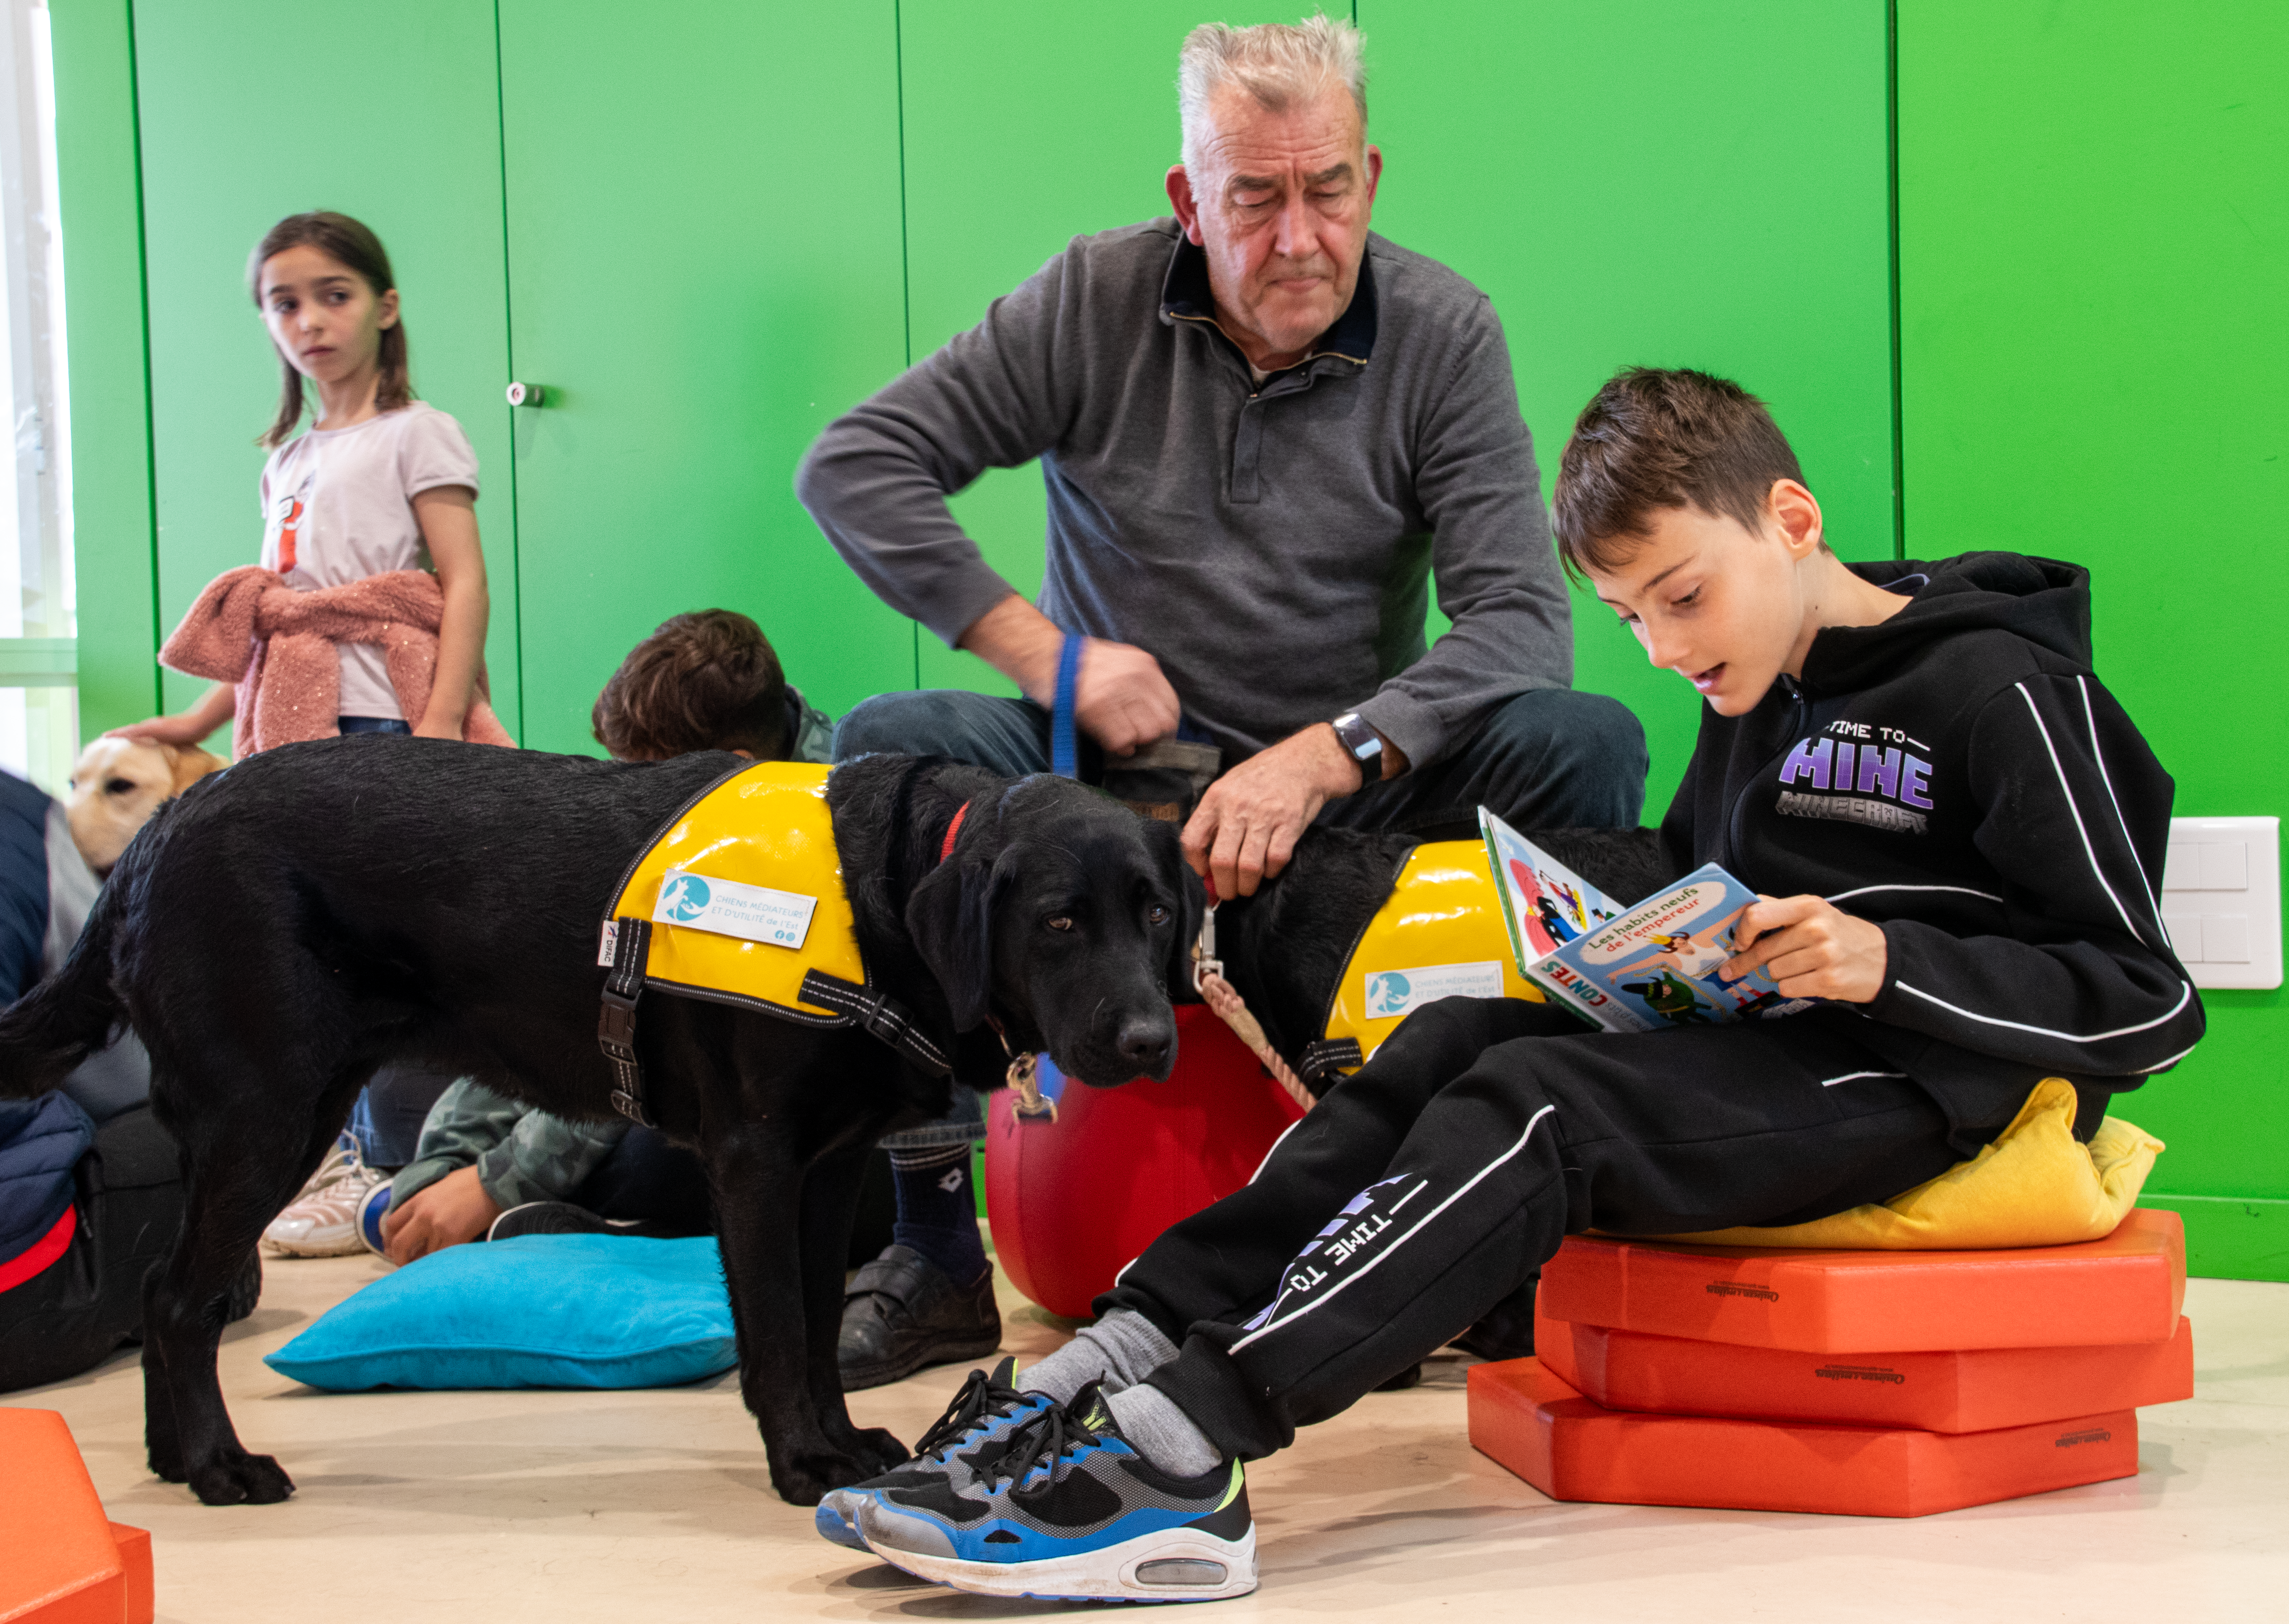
0, 738, 1201, 1507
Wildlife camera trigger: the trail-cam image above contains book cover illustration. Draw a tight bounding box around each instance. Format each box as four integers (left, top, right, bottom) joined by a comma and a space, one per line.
1480, 812, 1812, 1033
1478, 808, 1624, 964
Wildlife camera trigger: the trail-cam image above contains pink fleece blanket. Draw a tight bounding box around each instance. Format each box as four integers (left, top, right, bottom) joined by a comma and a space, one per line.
159, 566, 516, 758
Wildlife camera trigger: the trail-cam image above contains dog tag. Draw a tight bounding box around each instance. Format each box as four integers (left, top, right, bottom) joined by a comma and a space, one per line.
652, 868, 819, 950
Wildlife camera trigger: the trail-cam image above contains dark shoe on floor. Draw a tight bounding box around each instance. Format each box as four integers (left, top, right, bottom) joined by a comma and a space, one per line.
840, 1243, 1002, 1391
487, 1201, 679, 1242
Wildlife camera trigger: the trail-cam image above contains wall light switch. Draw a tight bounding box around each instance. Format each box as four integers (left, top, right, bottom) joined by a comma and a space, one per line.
2159, 816, 2280, 990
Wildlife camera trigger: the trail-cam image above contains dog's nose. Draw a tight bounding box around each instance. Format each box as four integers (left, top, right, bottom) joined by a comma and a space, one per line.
1117, 1018, 1173, 1077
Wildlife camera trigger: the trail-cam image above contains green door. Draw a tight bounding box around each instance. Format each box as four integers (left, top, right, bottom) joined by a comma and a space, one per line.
495, 0, 912, 754
130, 0, 521, 735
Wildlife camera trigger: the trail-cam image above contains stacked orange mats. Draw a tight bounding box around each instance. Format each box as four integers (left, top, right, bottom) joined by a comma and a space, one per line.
0, 1409, 152, 1624
1469, 1208, 2192, 1517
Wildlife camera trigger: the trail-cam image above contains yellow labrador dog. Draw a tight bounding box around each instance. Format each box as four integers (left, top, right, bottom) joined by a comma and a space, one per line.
67, 736, 228, 874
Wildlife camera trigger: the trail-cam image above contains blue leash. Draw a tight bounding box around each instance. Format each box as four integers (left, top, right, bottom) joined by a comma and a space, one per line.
1050, 633, 1082, 780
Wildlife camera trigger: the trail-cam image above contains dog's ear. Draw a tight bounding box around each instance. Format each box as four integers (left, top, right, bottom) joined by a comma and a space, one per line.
904, 849, 1013, 1032
160, 742, 222, 795
1141, 817, 1207, 1003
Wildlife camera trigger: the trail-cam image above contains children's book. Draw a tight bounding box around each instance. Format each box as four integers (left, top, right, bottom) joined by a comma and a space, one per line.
1478, 809, 1813, 1033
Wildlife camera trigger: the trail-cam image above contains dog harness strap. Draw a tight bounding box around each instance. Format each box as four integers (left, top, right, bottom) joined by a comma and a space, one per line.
598, 916, 658, 1128
797, 969, 953, 1077
1050, 633, 1082, 780
939, 800, 971, 864
1297, 1038, 1364, 1085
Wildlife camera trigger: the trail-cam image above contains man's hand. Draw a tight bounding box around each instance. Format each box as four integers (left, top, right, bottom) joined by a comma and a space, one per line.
958, 594, 1179, 756
1722, 895, 1888, 1003
1183, 724, 1363, 898
1071, 638, 1181, 757
378, 1164, 502, 1266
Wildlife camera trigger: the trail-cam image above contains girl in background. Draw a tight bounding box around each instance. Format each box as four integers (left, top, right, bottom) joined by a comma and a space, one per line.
116, 211, 492, 1255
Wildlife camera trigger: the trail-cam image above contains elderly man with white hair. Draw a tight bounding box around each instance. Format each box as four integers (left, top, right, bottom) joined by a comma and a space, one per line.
800, 17, 1646, 1396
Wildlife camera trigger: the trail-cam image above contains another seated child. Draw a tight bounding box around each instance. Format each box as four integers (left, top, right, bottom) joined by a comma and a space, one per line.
824, 367, 2205, 1602
374, 609, 833, 1263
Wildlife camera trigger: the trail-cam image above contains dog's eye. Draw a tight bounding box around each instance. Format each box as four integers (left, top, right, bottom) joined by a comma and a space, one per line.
105, 778, 136, 795
1045, 916, 1075, 933
1147, 905, 1171, 926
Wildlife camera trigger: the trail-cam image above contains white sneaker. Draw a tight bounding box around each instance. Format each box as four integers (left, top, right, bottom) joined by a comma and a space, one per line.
263, 1139, 388, 1257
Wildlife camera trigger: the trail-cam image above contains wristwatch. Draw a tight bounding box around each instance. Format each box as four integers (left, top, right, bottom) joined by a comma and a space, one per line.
1331, 711, 1386, 779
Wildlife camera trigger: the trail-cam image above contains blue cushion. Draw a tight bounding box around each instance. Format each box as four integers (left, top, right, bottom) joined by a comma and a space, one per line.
263, 1234, 738, 1391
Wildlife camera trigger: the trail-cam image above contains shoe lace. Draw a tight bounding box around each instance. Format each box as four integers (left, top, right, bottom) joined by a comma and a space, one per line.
990, 1404, 1103, 1502
913, 1366, 1028, 1461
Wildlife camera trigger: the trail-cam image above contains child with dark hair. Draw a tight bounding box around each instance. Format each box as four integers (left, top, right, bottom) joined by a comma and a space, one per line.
824, 366, 2204, 1602
372, 610, 834, 1263
592, 608, 833, 763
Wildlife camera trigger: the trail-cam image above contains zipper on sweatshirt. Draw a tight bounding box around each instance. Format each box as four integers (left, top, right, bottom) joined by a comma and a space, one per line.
1724, 674, 1809, 879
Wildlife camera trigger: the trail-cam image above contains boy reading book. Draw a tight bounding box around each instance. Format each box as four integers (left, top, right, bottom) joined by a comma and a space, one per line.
824, 367, 2205, 1602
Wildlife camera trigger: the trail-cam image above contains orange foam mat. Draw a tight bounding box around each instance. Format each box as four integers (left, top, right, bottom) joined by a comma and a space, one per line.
1535, 1302, 2193, 1433
1469, 1358, 2140, 1518
1538, 1207, 2183, 1353
0, 1408, 154, 1624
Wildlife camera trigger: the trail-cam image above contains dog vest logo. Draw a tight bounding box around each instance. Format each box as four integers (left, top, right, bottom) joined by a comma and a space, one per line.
1814, 1364, 1907, 1385
1705, 1281, 1780, 1301
1774, 722, 1935, 835
651, 867, 819, 950
1362, 961, 1505, 1021
660, 873, 712, 922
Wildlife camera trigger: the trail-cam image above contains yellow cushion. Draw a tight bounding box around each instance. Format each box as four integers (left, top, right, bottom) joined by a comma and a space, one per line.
1657, 1077, 2165, 1250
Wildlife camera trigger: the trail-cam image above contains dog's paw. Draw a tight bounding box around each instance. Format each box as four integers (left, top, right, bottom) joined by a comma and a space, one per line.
187, 1448, 295, 1506
850, 1426, 910, 1477
768, 1448, 873, 1507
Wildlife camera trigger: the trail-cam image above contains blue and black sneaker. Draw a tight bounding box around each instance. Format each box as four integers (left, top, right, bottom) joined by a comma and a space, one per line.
856, 1383, 1256, 1602
814, 1356, 1053, 1552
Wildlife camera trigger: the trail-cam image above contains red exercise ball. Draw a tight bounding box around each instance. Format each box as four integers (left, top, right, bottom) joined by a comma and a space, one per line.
985, 1003, 1307, 1320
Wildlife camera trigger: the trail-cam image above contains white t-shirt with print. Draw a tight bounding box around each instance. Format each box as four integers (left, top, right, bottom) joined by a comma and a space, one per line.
257, 401, 481, 721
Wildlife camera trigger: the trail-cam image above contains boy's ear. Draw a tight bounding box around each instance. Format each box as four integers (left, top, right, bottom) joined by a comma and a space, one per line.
904, 849, 1014, 1032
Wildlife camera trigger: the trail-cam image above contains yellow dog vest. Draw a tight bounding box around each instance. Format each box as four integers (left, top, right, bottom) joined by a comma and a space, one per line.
595, 761, 949, 1124
1299, 839, 1544, 1085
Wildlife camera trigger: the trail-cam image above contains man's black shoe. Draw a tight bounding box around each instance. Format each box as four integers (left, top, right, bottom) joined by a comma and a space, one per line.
487, 1201, 681, 1242
838, 1243, 1002, 1391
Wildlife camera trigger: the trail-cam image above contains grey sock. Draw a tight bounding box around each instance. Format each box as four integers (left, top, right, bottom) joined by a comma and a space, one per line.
1020, 1308, 1180, 1405
1106, 1383, 1223, 1478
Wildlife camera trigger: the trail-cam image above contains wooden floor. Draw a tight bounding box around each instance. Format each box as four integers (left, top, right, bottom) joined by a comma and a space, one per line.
16, 1243, 2289, 1622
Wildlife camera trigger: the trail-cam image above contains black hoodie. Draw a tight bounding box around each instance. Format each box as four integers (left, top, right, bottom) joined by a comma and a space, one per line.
1660, 552, 2202, 1107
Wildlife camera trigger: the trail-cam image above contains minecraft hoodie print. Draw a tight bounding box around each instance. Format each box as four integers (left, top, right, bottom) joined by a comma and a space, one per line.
1659, 552, 2202, 1103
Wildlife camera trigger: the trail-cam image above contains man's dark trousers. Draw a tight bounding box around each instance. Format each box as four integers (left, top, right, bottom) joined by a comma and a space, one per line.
834, 687, 1649, 832
1098, 997, 2069, 1462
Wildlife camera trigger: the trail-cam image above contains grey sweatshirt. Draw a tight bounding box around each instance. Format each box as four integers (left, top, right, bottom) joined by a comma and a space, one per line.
796, 220, 1573, 769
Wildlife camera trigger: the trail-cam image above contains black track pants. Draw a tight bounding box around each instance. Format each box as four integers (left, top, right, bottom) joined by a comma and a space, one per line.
1106, 998, 2055, 1461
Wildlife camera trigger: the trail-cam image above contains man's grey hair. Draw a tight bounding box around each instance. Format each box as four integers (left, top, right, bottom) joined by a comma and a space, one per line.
1178, 14, 1368, 175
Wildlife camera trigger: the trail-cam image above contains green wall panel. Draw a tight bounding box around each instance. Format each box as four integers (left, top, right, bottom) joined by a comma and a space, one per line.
1369, 0, 1896, 820
130, 0, 521, 739
497, 0, 910, 753
48, 0, 156, 736
898, 0, 1320, 698
1898, 1, 2289, 1273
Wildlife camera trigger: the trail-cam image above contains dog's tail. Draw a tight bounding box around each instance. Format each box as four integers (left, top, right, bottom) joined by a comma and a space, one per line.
0, 852, 130, 1099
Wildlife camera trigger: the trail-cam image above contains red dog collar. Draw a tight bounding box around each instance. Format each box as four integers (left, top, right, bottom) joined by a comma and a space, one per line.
939, 800, 972, 864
